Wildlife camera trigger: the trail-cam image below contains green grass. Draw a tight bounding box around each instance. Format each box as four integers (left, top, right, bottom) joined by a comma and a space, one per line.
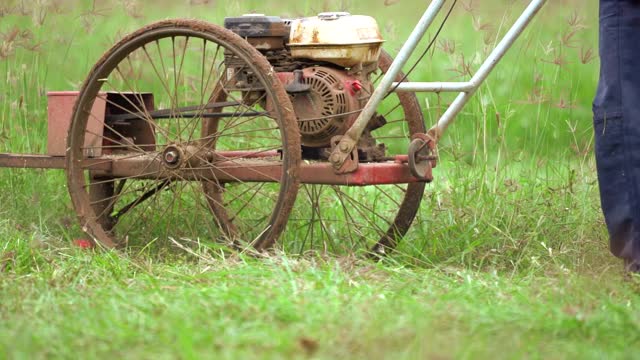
2, 246, 639, 359
2, 0, 638, 358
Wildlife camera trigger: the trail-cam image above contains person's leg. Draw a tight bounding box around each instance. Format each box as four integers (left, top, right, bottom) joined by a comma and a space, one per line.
593, 0, 640, 271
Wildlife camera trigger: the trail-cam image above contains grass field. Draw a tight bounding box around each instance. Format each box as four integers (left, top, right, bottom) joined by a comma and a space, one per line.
2, 0, 640, 358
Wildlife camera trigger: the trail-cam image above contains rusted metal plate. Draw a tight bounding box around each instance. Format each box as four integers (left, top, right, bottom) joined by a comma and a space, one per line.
102, 92, 156, 155
47, 91, 155, 157
47, 91, 106, 157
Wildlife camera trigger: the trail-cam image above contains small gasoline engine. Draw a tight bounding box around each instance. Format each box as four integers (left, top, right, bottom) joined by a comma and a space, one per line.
224, 12, 386, 159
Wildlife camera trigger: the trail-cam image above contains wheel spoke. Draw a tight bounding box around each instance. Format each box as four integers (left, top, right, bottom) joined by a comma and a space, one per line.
281, 50, 426, 254
66, 22, 299, 248
112, 180, 170, 221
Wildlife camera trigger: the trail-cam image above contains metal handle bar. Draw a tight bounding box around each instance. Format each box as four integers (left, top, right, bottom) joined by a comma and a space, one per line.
329, 0, 547, 170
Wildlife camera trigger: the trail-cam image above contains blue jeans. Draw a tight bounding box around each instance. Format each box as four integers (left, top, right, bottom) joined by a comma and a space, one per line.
594, 0, 640, 263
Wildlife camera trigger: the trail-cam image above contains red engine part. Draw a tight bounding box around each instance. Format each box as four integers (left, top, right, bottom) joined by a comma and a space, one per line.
277, 66, 365, 148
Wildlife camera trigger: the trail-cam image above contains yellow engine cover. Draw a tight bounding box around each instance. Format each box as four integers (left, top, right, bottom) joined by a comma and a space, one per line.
288, 12, 384, 67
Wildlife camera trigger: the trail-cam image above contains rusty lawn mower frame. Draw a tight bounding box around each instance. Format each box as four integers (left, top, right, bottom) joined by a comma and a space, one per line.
0, 0, 547, 253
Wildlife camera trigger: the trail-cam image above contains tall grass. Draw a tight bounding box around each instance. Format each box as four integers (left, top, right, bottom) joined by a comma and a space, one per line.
2, 0, 604, 267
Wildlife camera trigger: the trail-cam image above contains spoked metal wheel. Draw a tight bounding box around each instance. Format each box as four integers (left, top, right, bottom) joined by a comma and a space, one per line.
66, 20, 300, 249
282, 50, 427, 255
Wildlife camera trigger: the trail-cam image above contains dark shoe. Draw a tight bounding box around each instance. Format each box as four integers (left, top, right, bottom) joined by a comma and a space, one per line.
624, 259, 640, 274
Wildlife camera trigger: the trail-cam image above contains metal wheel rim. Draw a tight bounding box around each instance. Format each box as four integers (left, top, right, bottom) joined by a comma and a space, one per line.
66, 20, 300, 249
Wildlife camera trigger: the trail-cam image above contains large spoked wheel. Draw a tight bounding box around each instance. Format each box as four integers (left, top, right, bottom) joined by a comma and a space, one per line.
67, 20, 300, 249
281, 50, 427, 255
